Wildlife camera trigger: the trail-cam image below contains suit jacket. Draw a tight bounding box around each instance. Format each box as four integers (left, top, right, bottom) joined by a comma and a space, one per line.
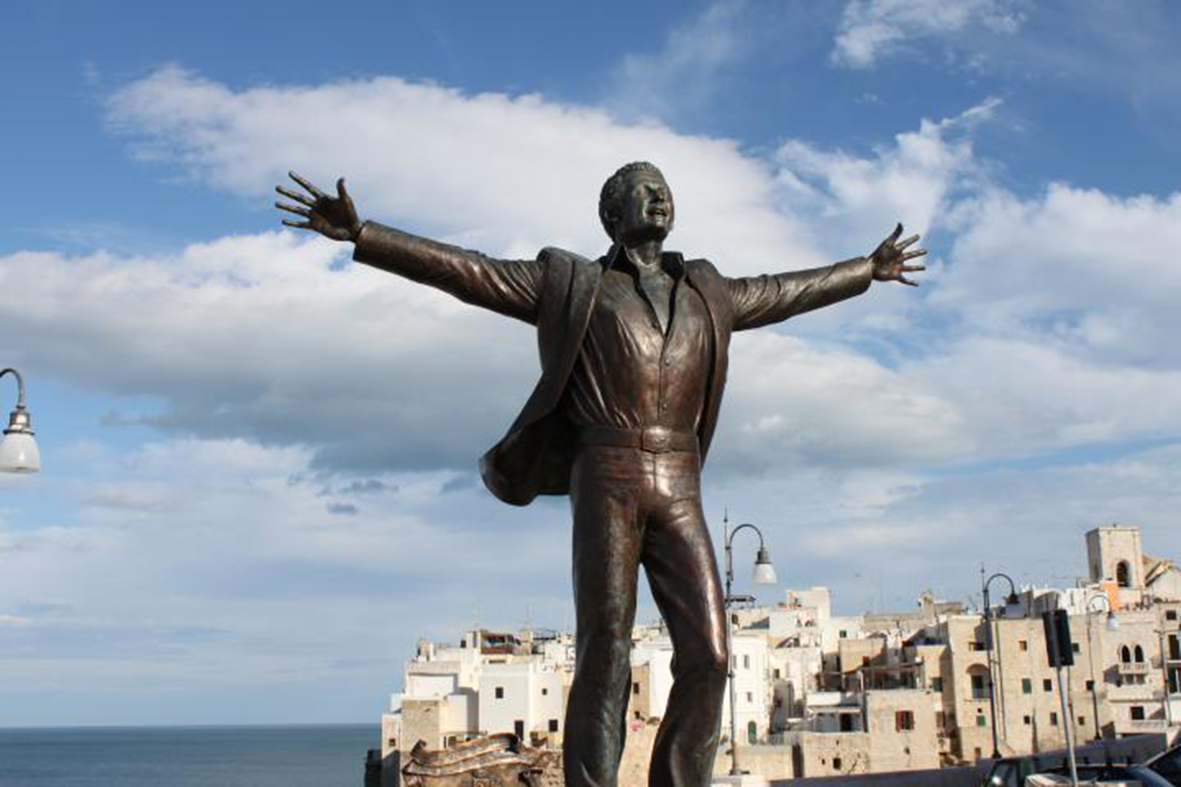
353, 221, 874, 506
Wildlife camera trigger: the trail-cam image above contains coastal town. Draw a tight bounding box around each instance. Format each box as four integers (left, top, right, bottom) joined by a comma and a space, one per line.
377, 525, 1181, 783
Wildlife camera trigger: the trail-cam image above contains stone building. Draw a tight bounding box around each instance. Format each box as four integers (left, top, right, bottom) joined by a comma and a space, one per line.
381, 524, 1181, 783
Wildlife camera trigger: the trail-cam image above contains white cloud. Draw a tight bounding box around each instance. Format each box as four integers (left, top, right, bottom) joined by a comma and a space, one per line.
832, 0, 1024, 68
5, 65, 1181, 722
0, 435, 572, 723
608, 0, 750, 120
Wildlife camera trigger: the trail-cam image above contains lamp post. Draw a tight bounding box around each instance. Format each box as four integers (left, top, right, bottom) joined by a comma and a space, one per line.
1085, 593, 1118, 740
0, 368, 39, 474
722, 515, 777, 777
982, 571, 1020, 759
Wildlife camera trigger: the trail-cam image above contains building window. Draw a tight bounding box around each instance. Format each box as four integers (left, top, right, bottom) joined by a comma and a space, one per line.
1117, 560, 1131, 588
971, 673, 988, 700
1131, 706, 1146, 721
1019, 640, 1029, 652
976, 714, 986, 727
748, 721, 757, 744
1168, 610, 1178, 622
833, 757, 843, 770
931, 677, 943, 692
514, 720, 524, 738
1072, 642, 1080, 654
1134, 645, 1145, 663
743, 655, 750, 669
1023, 715, 1032, 725
633, 682, 640, 695
1043, 679, 1053, 692
746, 692, 753, 703
1086, 680, 1095, 691
773, 669, 781, 679
542, 688, 548, 696
1022, 678, 1032, 694
1121, 645, 1132, 664
1169, 634, 1180, 661
495, 687, 504, 699
895, 710, 915, 731
1050, 712, 1058, 727
549, 719, 559, 732
840, 630, 847, 639
1078, 716, 1086, 727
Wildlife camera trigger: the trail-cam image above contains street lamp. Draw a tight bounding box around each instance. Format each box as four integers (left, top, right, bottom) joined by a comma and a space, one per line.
722, 515, 777, 777
1085, 593, 1117, 741
982, 571, 1020, 759
0, 368, 39, 474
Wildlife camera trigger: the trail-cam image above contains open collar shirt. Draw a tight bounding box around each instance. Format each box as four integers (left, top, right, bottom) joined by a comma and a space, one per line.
562, 245, 713, 434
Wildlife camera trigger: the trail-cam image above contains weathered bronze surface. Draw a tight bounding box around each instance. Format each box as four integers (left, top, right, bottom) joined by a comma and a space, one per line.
276, 163, 924, 787
401, 733, 560, 787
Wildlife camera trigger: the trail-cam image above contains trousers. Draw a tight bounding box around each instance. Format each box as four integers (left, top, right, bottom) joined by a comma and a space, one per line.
562, 444, 728, 787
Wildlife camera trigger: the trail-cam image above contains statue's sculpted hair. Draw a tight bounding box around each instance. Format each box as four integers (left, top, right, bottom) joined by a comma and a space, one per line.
599, 161, 665, 240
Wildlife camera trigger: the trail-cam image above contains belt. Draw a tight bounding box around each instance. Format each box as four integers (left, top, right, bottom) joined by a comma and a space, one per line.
579, 425, 699, 454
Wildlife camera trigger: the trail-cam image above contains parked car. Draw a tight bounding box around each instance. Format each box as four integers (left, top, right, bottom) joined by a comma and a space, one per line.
1036, 763, 1173, 786
1144, 743, 1181, 786
985, 756, 1175, 787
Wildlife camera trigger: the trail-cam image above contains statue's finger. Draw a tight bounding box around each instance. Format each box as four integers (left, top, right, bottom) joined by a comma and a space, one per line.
889, 222, 904, 242
900, 264, 926, 273
281, 218, 313, 230
898, 274, 919, 286
275, 202, 312, 217
276, 185, 316, 207
896, 234, 920, 250
901, 249, 927, 261
288, 171, 326, 199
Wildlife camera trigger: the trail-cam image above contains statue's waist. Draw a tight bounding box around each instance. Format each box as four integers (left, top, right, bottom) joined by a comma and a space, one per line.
577, 425, 699, 454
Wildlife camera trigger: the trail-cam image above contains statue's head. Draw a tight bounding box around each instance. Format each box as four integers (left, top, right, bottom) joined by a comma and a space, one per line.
599, 162, 674, 244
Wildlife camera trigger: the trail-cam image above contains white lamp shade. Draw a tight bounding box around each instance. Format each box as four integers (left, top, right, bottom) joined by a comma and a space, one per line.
0, 431, 40, 473
752, 561, 778, 585
1105, 612, 1119, 632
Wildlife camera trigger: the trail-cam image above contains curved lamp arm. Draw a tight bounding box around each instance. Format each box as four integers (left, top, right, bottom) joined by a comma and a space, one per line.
0, 368, 39, 473
725, 521, 777, 590
0, 368, 27, 410
983, 572, 1020, 618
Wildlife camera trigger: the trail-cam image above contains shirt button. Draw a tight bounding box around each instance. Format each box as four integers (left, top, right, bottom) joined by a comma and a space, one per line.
664, 358, 672, 366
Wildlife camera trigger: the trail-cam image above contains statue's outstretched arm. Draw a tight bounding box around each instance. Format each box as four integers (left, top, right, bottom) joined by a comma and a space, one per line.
727, 224, 925, 331
276, 172, 543, 324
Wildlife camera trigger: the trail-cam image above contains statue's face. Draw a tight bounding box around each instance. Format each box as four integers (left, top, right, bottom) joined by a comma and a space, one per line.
614, 170, 674, 244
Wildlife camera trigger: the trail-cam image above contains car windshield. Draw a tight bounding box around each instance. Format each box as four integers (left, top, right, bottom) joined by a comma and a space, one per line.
1045, 765, 1170, 786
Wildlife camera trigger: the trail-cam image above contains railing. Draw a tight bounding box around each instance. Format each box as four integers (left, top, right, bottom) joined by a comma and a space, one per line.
1117, 661, 1151, 675
1120, 719, 1169, 733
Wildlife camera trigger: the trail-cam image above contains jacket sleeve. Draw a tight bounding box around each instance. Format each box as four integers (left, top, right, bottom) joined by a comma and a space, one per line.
352, 221, 544, 325
727, 257, 874, 331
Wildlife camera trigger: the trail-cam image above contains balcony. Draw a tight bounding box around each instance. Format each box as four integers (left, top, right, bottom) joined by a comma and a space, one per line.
1117, 662, 1151, 675
1117, 719, 1169, 734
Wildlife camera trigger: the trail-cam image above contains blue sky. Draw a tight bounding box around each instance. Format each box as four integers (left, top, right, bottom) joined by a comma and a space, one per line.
1, 0, 1180, 726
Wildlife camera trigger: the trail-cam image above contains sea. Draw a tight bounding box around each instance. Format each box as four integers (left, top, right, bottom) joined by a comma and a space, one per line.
0, 724, 378, 787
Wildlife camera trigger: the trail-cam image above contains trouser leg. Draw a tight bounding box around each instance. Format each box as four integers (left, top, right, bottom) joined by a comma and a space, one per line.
642, 457, 728, 787
563, 447, 643, 787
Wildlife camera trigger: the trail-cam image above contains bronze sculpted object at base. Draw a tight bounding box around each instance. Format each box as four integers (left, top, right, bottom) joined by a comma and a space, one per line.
276, 163, 924, 787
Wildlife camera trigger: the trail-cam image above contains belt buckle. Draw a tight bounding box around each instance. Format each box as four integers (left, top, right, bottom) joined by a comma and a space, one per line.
642, 428, 671, 453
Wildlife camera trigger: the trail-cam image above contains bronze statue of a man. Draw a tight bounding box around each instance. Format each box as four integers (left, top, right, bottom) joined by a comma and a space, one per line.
276, 162, 924, 787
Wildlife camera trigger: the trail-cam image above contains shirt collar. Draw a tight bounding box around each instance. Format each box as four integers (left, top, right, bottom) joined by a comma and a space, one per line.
604, 244, 686, 279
